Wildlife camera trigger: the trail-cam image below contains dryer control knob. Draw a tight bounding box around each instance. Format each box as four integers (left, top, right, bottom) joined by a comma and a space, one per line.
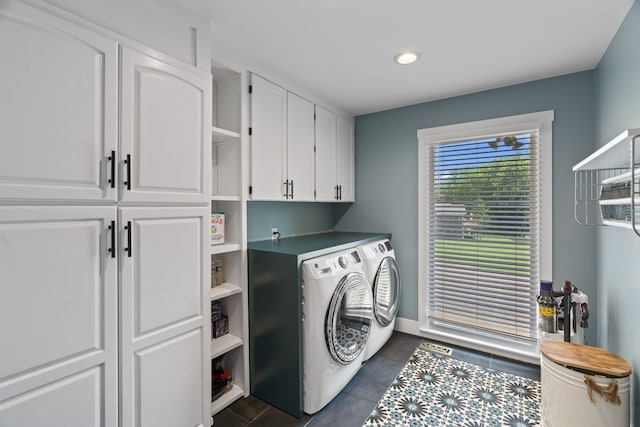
338, 256, 348, 269
378, 243, 386, 253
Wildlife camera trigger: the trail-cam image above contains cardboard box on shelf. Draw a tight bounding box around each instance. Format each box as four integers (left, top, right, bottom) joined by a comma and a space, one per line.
212, 315, 229, 338
211, 212, 225, 245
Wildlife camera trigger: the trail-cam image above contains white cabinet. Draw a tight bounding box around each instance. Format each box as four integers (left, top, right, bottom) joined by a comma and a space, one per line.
0, 2, 210, 426
249, 74, 315, 201
315, 106, 338, 201
119, 207, 208, 427
249, 73, 354, 202
315, 107, 355, 202
120, 47, 210, 204
286, 92, 315, 201
336, 115, 355, 201
0, 206, 118, 426
210, 63, 249, 417
0, 5, 210, 205
249, 74, 287, 200
0, 1, 118, 202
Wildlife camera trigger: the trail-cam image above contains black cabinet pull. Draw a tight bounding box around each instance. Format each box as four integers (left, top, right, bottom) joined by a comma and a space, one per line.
290, 180, 294, 199
107, 151, 116, 188
124, 221, 132, 257
124, 154, 131, 190
339, 185, 342, 200
335, 185, 338, 200
108, 220, 116, 258
284, 180, 289, 199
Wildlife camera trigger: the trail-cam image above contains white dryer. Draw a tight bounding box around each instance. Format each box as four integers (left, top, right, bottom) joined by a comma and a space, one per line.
357, 239, 400, 361
301, 249, 373, 414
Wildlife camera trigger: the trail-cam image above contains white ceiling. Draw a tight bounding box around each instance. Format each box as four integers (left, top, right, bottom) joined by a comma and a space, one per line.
197, 0, 633, 116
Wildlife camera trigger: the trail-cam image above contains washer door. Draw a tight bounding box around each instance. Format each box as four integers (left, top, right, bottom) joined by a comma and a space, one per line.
373, 257, 400, 327
325, 272, 372, 365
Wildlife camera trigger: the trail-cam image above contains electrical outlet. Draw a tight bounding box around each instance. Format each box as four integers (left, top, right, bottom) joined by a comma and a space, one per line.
271, 228, 279, 240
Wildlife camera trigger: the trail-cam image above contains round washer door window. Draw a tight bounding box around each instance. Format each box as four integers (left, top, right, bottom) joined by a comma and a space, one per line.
373, 257, 400, 327
325, 272, 372, 365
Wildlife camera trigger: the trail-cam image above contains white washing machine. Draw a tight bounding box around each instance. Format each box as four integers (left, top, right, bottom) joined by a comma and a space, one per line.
301, 248, 373, 414
357, 239, 400, 361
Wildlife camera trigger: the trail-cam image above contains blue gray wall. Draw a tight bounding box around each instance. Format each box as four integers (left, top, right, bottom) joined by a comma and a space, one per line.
247, 201, 334, 242
594, 2, 640, 424
334, 72, 598, 347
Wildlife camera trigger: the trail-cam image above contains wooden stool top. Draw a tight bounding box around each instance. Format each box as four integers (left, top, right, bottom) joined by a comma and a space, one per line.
540, 341, 631, 378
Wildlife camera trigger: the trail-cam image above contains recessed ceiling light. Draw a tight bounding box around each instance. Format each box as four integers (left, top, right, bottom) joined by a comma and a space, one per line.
394, 51, 420, 65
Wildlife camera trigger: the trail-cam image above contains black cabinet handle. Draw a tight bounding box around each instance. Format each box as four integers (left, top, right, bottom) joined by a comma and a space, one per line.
290, 180, 294, 199
339, 185, 342, 200
108, 220, 116, 258
335, 185, 339, 200
124, 154, 131, 190
284, 180, 289, 199
124, 221, 132, 257
107, 151, 115, 189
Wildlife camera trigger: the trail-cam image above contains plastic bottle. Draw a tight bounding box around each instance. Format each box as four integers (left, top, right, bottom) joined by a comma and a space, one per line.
213, 257, 223, 286
210, 258, 217, 287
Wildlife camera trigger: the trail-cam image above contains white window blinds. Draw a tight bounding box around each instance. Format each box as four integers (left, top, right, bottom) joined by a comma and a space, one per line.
426, 132, 540, 342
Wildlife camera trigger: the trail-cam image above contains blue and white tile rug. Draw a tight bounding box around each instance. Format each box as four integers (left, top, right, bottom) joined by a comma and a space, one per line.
363, 344, 541, 427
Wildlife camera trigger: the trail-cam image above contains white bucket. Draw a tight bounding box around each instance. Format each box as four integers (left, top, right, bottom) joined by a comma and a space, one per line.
541, 353, 630, 427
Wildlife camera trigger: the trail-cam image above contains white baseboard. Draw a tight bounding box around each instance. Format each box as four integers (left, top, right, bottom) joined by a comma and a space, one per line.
394, 317, 421, 336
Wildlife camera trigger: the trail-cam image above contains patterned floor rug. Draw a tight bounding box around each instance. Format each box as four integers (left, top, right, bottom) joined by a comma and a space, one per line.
363, 343, 541, 427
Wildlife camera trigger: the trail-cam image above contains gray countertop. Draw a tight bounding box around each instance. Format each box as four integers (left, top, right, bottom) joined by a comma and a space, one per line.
247, 231, 390, 260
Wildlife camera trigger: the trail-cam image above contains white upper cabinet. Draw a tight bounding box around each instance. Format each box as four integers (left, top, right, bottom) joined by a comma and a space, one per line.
249, 74, 287, 200
315, 107, 354, 202
314, 106, 338, 201
286, 92, 315, 201
336, 115, 355, 202
0, 1, 118, 202
249, 74, 318, 201
120, 47, 210, 204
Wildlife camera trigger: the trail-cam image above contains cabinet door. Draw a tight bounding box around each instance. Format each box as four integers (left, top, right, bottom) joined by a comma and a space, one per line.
0, 1, 118, 202
286, 93, 315, 201
314, 106, 337, 201
336, 116, 355, 202
0, 206, 117, 426
119, 206, 208, 427
249, 74, 287, 200
120, 47, 210, 204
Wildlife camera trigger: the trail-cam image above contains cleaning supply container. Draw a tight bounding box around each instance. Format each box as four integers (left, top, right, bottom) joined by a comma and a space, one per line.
540, 341, 631, 427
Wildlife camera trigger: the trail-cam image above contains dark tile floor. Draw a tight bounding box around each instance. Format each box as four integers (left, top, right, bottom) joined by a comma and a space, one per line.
212, 332, 540, 426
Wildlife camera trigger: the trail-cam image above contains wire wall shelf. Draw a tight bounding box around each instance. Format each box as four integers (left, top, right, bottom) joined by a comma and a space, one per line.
573, 129, 640, 237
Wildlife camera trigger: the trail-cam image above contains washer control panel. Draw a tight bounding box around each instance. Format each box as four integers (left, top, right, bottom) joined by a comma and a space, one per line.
310, 250, 361, 276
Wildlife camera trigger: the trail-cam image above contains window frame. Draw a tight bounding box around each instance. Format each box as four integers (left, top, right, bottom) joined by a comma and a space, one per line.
417, 111, 554, 364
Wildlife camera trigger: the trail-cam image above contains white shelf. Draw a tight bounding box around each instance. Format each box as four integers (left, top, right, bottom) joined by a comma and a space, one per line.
209, 60, 248, 415
211, 195, 241, 202
212, 126, 241, 143
211, 334, 243, 359
211, 384, 244, 416
599, 197, 640, 206
210, 283, 242, 300
573, 128, 640, 171
210, 242, 241, 254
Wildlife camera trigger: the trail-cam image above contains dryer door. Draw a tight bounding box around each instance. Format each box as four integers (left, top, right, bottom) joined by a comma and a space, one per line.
373, 257, 400, 327
325, 272, 372, 365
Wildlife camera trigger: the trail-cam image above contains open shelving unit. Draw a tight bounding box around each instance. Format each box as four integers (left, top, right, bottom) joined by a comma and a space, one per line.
209, 60, 249, 418
573, 129, 640, 235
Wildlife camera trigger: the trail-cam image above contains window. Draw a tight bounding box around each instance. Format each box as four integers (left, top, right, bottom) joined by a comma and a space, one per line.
417, 111, 553, 363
